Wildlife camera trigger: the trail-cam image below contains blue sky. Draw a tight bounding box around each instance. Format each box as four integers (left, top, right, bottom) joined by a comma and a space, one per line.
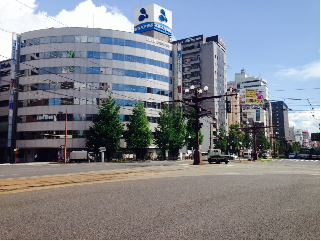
0, 0, 320, 133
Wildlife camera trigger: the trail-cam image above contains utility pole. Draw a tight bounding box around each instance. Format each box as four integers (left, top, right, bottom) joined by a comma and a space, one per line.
64, 110, 68, 163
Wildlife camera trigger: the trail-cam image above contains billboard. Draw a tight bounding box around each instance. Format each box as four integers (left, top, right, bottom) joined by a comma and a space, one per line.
134, 4, 172, 36
239, 87, 267, 104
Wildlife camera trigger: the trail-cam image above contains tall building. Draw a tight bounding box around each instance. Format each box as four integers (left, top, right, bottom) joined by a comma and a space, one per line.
271, 101, 290, 144
172, 35, 228, 134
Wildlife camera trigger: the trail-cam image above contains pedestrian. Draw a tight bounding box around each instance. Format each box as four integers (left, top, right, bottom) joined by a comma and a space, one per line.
34, 153, 38, 162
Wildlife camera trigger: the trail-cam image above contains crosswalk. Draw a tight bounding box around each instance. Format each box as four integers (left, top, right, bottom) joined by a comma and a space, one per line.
274, 159, 319, 162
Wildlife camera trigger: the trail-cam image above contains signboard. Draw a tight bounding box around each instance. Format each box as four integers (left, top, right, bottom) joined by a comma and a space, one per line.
134, 4, 172, 36
239, 87, 266, 104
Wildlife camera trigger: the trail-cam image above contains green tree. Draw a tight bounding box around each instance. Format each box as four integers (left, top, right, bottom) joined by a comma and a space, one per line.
86, 95, 123, 161
291, 141, 301, 152
256, 129, 270, 152
168, 105, 188, 159
185, 107, 204, 150
125, 101, 152, 160
239, 123, 253, 150
154, 104, 188, 160
215, 123, 228, 153
227, 124, 243, 154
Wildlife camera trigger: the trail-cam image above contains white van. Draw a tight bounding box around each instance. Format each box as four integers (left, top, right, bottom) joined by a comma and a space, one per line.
243, 152, 251, 159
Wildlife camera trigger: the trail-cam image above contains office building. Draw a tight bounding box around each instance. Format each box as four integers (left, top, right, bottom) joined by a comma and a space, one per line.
271, 101, 290, 144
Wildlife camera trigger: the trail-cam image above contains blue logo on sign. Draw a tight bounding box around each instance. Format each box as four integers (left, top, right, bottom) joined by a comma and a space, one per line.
138, 8, 148, 21
159, 9, 167, 23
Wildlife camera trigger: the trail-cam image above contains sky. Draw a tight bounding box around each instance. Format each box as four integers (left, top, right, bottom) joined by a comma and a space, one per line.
0, 0, 320, 134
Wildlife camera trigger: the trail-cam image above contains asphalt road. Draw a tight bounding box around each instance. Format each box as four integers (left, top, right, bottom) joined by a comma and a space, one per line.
0, 160, 319, 239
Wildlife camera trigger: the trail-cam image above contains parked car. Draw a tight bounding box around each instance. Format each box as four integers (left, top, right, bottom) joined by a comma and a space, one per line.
201, 152, 208, 161
229, 153, 238, 160
288, 153, 296, 159
261, 152, 268, 158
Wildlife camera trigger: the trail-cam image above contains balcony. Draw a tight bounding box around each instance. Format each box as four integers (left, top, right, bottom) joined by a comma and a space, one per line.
182, 47, 200, 55
190, 68, 200, 73
190, 75, 201, 81
190, 59, 200, 65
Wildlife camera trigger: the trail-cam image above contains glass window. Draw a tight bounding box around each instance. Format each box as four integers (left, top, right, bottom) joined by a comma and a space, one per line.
107, 37, 112, 44
125, 55, 130, 61
69, 36, 75, 42
118, 84, 124, 91
147, 87, 152, 93
112, 69, 119, 75
151, 59, 155, 66
147, 73, 152, 79
100, 68, 106, 74
151, 45, 156, 52
74, 66, 80, 73
55, 67, 62, 74
130, 70, 136, 77
118, 39, 124, 46
141, 57, 146, 64
75, 36, 81, 42
136, 56, 141, 63
63, 36, 69, 43
40, 37, 45, 44
146, 44, 151, 50
124, 85, 130, 91
93, 52, 100, 59
125, 70, 130, 76
136, 42, 141, 48
106, 68, 112, 75
100, 37, 107, 44
88, 37, 94, 43
141, 43, 146, 49
125, 40, 130, 46
87, 67, 93, 74
136, 71, 141, 78
160, 47, 164, 54
160, 62, 165, 68
87, 52, 93, 58
146, 58, 151, 65
50, 36, 57, 43
118, 54, 124, 61
100, 52, 106, 59
118, 69, 125, 76
141, 72, 146, 78
141, 86, 147, 93
130, 56, 136, 62
93, 67, 100, 74
130, 40, 136, 48
119, 115, 125, 122
94, 37, 100, 43
113, 38, 119, 45
136, 86, 142, 93
130, 85, 136, 92
106, 52, 112, 59
81, 36, 87, 42
45, 36, 50, 43
156, 61, 160, 67
156, 46, 160, 53
152, 74, 156, 80
113, 53, 118, 60
61, 67, 68, 73
80, 67, 87, 74
112, 84, 118, 91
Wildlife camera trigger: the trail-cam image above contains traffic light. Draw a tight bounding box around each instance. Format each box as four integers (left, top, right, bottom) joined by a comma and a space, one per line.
226, 100, 231, 113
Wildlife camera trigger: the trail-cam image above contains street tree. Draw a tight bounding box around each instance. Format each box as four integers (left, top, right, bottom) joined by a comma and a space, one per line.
215, 123, 228, 153
154, 104, 188, 160
291, 141, 301, 152
86, 95, 123, 161
125, 100, 153, 160
227, 124, 243, 154
256, 129, 271, 152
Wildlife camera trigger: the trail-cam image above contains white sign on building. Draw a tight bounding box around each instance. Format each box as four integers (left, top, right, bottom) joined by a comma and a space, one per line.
134, 4, 172, 36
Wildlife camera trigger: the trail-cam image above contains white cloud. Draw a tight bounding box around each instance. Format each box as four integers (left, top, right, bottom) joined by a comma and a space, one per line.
275, 61, 320, 81
289, 109, 320, 133
0, 0, 133, 61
